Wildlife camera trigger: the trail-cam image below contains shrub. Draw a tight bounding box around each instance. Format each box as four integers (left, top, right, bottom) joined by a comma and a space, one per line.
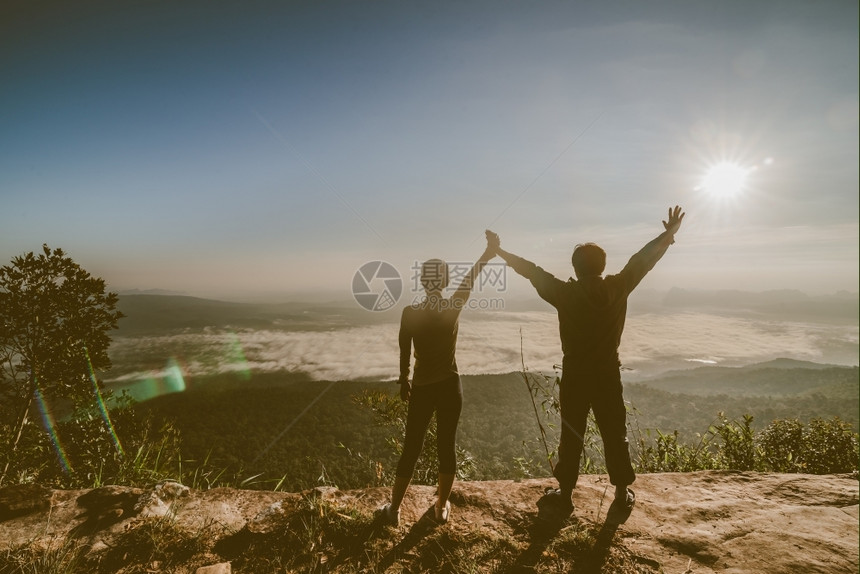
757, 418, 805, 472
1, 392, 184, 489
353, 389, 475, 485
635, 428, 719, 473
712, 414, 758, 471
800, 417, 859, 474
756, 416, 858, 474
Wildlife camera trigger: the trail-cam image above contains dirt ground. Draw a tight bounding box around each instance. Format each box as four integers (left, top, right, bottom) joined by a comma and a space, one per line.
1, 471, 857, 573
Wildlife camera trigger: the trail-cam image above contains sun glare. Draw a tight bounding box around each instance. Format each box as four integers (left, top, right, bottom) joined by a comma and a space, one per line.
699, 162, 751, 198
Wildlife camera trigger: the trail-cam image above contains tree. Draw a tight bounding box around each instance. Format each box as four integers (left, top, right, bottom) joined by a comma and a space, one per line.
0, 245, 124, 485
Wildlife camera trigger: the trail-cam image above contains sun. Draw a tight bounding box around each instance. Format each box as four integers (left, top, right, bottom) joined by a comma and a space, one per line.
699, 162, 751, 198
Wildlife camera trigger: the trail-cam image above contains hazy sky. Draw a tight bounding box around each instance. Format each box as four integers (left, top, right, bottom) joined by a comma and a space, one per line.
2, 0, 857, 299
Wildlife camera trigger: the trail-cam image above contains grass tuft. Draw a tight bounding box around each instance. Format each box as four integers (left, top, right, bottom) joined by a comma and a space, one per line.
0, 537, 87, 574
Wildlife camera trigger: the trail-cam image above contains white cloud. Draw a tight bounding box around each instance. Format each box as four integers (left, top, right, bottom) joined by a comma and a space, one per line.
107, 311, 858, 390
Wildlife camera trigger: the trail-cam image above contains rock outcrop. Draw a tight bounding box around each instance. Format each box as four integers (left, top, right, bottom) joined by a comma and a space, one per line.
0, 472, 856, 573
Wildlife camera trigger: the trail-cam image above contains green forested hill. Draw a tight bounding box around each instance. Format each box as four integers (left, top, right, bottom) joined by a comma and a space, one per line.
635, 360, 859, 397
136, 362, 858, 491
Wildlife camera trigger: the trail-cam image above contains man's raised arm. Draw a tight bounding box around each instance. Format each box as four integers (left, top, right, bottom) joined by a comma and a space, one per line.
489, 231, 566, 307
497, 249, 539, 279
619, 205, 685, 292
492, 236, 538, 280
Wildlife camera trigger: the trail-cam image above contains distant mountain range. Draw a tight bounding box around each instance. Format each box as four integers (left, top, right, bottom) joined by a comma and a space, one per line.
118, 288, 189, 296
114, 294, 392, 335
114, 288, 859, 335
634, 358, 858, 398
658, 287, 858, 324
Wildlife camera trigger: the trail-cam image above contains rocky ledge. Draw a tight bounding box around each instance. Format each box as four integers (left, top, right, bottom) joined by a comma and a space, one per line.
0, 471, 857, 573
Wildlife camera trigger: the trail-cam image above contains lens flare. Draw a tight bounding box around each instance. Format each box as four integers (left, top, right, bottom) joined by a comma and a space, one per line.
84, 347, 124, 456
226, 332, 251, 381
163, 357, 187, 393
127, 377, 161, 402
33, 385, 72, 475
114, 358, 188, 402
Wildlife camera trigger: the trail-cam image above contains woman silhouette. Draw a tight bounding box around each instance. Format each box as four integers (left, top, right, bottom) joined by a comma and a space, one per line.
378, 230, 498, 526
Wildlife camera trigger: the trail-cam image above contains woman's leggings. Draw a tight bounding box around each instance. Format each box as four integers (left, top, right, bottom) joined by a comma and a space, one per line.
396, 375, 463, 478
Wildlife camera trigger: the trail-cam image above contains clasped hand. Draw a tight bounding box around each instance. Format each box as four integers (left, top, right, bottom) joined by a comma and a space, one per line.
485, 229, 500, 256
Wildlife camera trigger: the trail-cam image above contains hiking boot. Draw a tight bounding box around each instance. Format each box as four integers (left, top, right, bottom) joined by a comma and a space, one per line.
606, 488, 635, 525
376, 503, 400, 527
536, 488, 574, 523
434, 500, 451, 524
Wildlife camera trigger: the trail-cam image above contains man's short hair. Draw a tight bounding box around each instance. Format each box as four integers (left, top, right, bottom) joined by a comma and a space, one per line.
571, 243, 606, 278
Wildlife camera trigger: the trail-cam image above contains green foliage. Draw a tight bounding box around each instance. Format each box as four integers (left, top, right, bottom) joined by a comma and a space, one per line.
515, 362, 611, 479
137, 375, 400, 492
0, 244, 124, 404
794, 417, 859, 474
517, 360, 859, 476
634, 428, 719, 473
118, 368, 857, 493
0, 392, 184, 489
578, 411, 608, 475
634, 413, 859, 475
3, 360, 836, 492
713, 413, 757, 470
516, 368, 563, 475
0, 245, 124, 486
516, 351, 858, 480
624, 379, 858, 440
353, 389, 475, 484
63, 398, 183, 488
513, 369, 559, 479
756, 418, 805, 472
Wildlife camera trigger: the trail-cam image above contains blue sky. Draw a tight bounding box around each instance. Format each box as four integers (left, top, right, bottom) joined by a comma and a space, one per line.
1, 0, 857, 298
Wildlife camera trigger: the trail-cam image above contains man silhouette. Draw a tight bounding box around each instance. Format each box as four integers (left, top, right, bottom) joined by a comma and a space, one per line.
490, 206, 685, 523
